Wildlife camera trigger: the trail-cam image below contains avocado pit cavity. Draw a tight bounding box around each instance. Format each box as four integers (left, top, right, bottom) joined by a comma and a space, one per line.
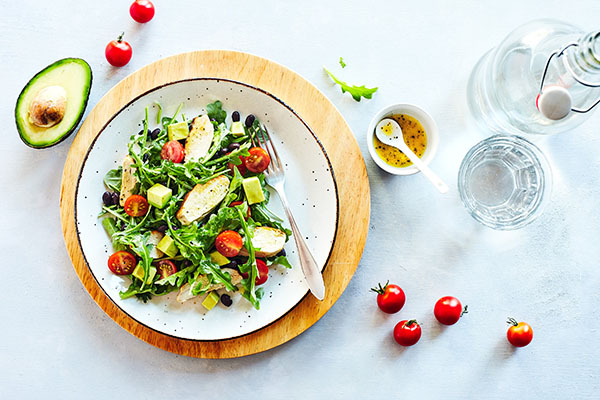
28, 85, 67, 128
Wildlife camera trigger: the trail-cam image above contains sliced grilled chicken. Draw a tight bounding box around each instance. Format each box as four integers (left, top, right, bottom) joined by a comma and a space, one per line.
176, 268, 242, 303
119, 155, 138, 206
239, 226, 286, 257
176, 175, 230, 225
147, 230, 164, 259
184, 114, 214, 162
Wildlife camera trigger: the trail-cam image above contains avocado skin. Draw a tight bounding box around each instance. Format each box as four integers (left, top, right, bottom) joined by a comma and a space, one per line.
15, 58, 93, 149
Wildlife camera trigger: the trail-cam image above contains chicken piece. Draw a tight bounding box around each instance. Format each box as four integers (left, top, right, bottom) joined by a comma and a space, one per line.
147, 230, 164, 259
119, 155, 138, 206
176, 268, 242, 303
184, 115, 214, 162
239, 226, 286, 257
176, 175, 230, 225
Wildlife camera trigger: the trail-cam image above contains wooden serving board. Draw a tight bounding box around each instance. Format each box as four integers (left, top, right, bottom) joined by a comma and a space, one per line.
60, 50, 370, 358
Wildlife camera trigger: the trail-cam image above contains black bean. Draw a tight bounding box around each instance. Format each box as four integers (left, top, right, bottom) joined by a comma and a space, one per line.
111, 193, 120, 205
227, 142, 240, 151
150, 128, 160, 140
245, 114, 255, 128
220, 294, 232, 307
232, 111, 240, 122
143, 153, 149, 162
172, 225, 179, 231
120, 222, 126, 230
276, 249, 286, 257
137, 129, 144, 136
219, 148, 229, 157
156, 224, 168, 233
102, 191, 113, 206
226, 260, 238, 270
182, 260, 192, 268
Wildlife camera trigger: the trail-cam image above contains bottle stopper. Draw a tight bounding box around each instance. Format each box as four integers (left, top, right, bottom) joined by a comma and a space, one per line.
536, 86, 572, 120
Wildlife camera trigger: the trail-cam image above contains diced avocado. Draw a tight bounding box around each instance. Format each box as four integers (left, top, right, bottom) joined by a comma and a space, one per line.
157, 235, 178, 257
168, 121, 189, 141
132, 264, 157, 284
230, 121, 245, 136
147, 183, 172, 208
210, 251, 230, 266
15, 58, 92, 148
242, 176, 266, 205
202, 291, 220, 311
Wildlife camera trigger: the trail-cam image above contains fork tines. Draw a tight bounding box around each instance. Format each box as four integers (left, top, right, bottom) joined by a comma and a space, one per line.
256, 125, 282, 173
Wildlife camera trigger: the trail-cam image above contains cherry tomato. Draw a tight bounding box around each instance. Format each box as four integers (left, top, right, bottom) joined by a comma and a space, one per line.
244, 147, 270, 173
123, 195, 149, 217
161, 140, 185, 163
215, 230, 243, 258
107, 251, 137, 275
105, 33, 132, 67
156, 260, 178, 280
371, 281, 405, 314
434, 296, 467, 325
393, 320, 422, 347
227, 155, 246, 175
241, 259, 269, 286
129, 0, 155, 23
230, 201, 251, 220
507, 318, 533, 347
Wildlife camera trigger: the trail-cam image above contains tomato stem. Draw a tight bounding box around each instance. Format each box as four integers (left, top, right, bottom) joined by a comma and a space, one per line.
405, 319, 418, 327
117, 32, 125, 42
461, 305, 469, 317
370, 280, 389, 295
507, 317, 519, 326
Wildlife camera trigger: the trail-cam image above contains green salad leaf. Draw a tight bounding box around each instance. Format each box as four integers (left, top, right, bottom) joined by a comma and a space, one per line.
323, 67, 378, 102
103, 168, 122, 192
339, 57, 347, 68
206, 100, 227, 124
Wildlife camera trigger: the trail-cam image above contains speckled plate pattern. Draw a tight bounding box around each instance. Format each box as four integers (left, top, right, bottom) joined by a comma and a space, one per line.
74, 78, 338, 341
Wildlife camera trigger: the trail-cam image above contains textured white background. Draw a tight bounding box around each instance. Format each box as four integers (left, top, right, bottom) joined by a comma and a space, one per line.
1, 1, 599, 399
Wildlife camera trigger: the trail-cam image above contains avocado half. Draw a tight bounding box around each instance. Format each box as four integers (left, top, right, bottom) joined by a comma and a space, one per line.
15, 58, 92, 148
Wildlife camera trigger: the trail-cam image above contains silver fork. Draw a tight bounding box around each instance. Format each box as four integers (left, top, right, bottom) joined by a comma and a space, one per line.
254, 125, 325, 300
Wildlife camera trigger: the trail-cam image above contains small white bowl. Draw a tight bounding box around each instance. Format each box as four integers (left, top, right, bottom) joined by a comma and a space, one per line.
367, 103, 439, 175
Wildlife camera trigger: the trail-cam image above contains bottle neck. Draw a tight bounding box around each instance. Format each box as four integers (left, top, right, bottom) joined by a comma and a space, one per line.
567, 31, 600, 77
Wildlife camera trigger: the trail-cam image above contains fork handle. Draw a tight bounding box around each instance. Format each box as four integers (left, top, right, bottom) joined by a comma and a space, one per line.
276, 188, 326, 301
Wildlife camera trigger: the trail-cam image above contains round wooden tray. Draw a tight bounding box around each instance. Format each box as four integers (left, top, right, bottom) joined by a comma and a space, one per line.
60, 50, 370, 358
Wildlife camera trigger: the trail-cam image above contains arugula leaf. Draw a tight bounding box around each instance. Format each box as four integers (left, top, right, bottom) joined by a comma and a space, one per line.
266, 255, 293, 269
196, 206, 242, 249
103, 168, 122, 192
155, 266, 195, 286
339, 57, 347, 68
251, 203, 291, 237
206, 100, 227, 124
323, 67, 378, 102
154, 101, 162, 124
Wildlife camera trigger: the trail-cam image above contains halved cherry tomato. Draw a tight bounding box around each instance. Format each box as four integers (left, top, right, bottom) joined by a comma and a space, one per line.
241, 259, 269, 286
244, 147, 270, 173
434, 296, 467, 325
371, 281, 405, 314
161, 140, 185, 163
230, 201, 251, 220
130, 0, 155, 23
156, 260, 178, 280
507, 318, 533, 347
107, 251, 137, 275
124, 195, 149, 217
393, 320, 422, 347
227, 155, 246, 175
215, 230, 243, 257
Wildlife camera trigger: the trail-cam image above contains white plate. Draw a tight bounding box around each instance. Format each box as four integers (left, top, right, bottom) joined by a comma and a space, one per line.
75, 78, 338, 341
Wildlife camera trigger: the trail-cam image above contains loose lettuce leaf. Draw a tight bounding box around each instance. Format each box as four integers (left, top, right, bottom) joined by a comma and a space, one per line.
323, 67, 378, 102
206, 100, 227, 124
103, 168, 122, 192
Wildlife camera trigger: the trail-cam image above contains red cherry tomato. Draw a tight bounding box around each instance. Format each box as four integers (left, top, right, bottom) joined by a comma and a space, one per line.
241, 259, 269, 286
161, 140, 185, 163
230, 201, 251, 220
105, 33, 132, 67
227, 155, 246, 175
215, 230, 243, 258
107, 251, 137, 275
371, 281, 405, 314
434, 296, 467, 325
156, 260, 178, 280
507, 318, 533, 347
123, 195, 149, 217
393, 320, 422, 346
129, 0, 155, 23
244, 147, 270, 173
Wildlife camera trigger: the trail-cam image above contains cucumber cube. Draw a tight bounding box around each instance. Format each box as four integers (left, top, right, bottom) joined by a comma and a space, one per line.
242, 176, 265, 205
210, 251, 230, 266
132, 264, 157, 284
231, 121, 245, 136
147, 183, 172, 208
202, 291, 220, 311
167, 121, 189, 141
157, 235, 178, 258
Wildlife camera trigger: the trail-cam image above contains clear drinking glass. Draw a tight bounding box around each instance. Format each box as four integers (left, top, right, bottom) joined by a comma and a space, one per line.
458, 135, 552, 230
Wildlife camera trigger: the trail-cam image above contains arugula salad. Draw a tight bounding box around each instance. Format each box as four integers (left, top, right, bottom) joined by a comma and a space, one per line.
99, 100, 292, 310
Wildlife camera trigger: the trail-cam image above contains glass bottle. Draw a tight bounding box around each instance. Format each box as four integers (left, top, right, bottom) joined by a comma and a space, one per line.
467, 19, 600, 136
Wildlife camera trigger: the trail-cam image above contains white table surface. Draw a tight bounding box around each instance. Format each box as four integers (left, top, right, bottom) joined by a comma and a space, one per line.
2, 1, 599, 398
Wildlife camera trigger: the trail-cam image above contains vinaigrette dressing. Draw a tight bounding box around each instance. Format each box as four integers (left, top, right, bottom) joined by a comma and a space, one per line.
373, 114, 427, 167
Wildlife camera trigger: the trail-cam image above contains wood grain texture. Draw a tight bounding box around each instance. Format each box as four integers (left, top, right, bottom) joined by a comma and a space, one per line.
60, 50, 370, 358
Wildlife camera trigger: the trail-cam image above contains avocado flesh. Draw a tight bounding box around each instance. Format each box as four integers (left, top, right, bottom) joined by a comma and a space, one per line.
15, 58, 92, 148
